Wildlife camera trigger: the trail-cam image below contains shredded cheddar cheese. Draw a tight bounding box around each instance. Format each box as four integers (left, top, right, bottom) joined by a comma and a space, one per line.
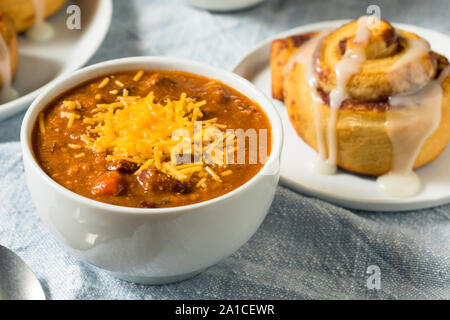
196, 177, 207, 189
61, 111, 80, 119
67, 113, 75, 128
98, 77, 110, 89
205, 166, 222, 182
79, 91, 235, 184
68, 144, 81, 149
221, 170, 232, 177
38, 113, 45, 134
133, 70, 144, 82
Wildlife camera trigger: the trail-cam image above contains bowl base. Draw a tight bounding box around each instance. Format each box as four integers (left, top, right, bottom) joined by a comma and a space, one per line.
111, 269, 205, 285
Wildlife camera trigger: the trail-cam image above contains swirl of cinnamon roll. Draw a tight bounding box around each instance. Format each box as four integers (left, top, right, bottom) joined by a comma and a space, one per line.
314, 19, 439, 101
271, 17, 450, 195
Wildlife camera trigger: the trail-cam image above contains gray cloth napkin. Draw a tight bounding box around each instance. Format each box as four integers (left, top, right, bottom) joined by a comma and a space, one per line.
0, 142, 449, 299
1, 0, 449, 299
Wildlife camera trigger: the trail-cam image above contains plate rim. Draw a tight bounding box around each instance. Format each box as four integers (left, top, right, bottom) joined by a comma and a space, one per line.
0, 0, 113, 121
232, 19, 450, 211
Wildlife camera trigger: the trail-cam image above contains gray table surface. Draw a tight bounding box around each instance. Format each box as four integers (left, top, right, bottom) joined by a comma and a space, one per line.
0, 0, 449, 299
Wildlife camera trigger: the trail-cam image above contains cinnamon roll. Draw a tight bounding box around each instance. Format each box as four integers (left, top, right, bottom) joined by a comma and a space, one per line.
271, 17, 450, 197
0, 10, 18, 102
0, 0, 65, 39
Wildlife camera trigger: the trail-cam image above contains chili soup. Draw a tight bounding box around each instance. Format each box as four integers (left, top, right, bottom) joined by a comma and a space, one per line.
32, 70, 272, 208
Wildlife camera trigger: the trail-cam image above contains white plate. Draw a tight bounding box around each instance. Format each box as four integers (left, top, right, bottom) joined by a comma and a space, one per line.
233, 20, 450, 211
0, 0, 112, 121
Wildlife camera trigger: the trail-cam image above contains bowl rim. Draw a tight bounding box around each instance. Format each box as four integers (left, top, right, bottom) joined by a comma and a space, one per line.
20, 56, 283, 216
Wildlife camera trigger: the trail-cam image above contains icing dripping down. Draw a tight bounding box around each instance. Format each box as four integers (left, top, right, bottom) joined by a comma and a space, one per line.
286, 16, 446, 198
305, 33, 337, 174
283, 31, 335, 173
26, 0, 55, 42
376, 66, 450, 197
321, 16, 372, 174
0, 34, 18, 103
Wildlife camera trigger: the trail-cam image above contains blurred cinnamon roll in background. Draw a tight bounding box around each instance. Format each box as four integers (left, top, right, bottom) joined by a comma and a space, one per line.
0, 0, 65, 32
0, 0, 66, 103
271, 17, 450, 197
0, 10, 18, 102
0, 0, 66, 41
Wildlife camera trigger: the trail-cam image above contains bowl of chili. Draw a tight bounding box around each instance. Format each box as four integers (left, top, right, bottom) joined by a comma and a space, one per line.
21, 56, 282, 284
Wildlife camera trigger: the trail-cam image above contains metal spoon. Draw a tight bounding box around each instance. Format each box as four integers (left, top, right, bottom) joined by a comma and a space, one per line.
0, 245, 46, 300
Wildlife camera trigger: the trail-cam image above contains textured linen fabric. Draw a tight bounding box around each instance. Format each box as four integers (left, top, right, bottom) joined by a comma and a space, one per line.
0, 0, 449, 299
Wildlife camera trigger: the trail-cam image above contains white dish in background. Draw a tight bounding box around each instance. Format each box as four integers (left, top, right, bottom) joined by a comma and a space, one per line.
233, 20, 450, 212
185, 0, 266, 12
0, 0, 112, 122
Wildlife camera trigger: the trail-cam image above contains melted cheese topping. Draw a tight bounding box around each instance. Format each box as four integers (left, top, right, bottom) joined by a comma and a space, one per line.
77, 91, 235, 183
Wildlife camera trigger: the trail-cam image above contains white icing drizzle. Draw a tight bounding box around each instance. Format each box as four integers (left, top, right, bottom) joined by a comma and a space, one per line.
321, 16, 372, 173
0, 33, 18, 103
306, 34, 337, 174
283, 31, 335, 173
26, 0, 55, 42
390, 38, 431, 93
285, 17, 446, 198
376, 65, 450, 197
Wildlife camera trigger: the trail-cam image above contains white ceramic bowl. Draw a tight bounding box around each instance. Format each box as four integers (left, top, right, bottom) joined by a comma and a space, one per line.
20, 57, 282, 284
